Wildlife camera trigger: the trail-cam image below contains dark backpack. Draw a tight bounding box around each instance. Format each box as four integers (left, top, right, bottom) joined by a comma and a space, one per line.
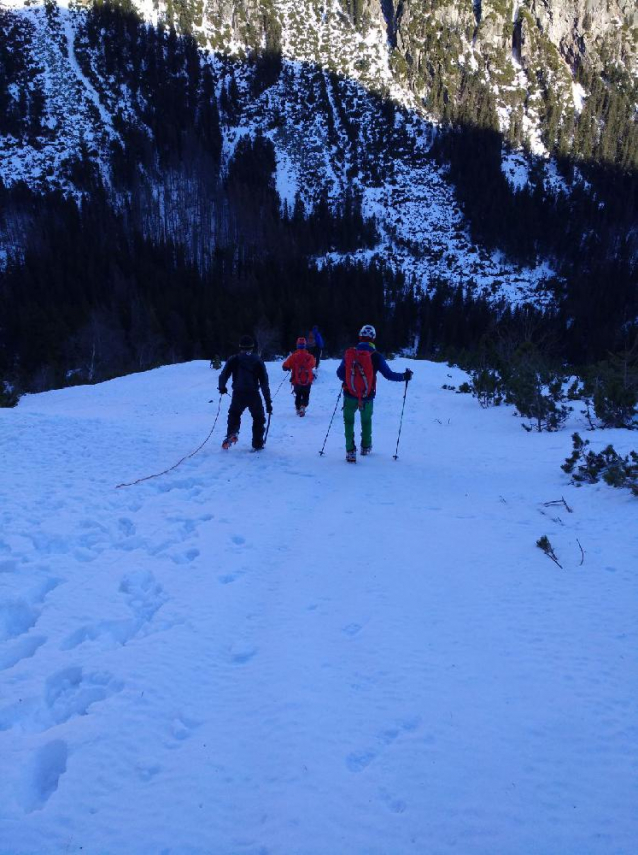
344, 347, 375, 406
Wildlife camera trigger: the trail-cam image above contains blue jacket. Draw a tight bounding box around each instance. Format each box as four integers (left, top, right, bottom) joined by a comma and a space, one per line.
336, 342, 404, 401
312, 326, 324, 349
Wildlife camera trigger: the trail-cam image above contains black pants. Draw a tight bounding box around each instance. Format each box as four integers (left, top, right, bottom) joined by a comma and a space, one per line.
227, 390, 265, 447
294, 385, 311, 410
309, 347, 321, 369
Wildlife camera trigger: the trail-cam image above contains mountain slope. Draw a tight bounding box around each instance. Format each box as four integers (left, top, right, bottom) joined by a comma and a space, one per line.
0, 0, 636, 394
0, 0, 565, 303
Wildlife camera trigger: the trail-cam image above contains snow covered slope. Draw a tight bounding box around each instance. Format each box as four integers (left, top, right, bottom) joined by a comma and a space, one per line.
1, 359, 637, 853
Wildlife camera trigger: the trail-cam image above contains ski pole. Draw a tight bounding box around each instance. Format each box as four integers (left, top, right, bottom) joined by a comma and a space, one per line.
393, 380, 409, 461
319, 390, 342, 456
264, 412, 272, 445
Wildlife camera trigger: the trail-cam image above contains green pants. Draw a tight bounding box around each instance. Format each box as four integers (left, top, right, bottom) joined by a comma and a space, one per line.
343, 396, 373, 451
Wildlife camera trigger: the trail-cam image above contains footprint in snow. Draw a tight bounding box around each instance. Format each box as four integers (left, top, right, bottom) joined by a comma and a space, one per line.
0, 635, 46, 671
20, 739, 68, 813
0, 666, 123, 733
346, 750, 376, 772
136, 761, 162, 781
342, 623, 363, 637
171, 548, 200, 565
379, 788, 408, 814
119, 570, 166, 619
62, 571, 166, 651
164, 714, 203, 749
0, 599, 40, 643
0, 578, 61, 643
118, 517, 136, 537
226, 642, 258, 666
345, 718, 421, 774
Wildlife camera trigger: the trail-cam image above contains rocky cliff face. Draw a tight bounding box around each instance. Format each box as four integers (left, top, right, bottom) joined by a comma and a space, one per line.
140, 0, 636, 158
387, 0, 637, 154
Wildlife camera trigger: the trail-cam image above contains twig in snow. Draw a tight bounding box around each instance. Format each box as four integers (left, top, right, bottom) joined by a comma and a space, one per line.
536, 535, 563, 569
542, 497, 573, 513
577, 538, 585, 566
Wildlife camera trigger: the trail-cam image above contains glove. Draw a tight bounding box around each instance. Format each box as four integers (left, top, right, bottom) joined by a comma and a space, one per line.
219, 386, 228, 395
404, 369, 413, 382
266, 402, 273, 415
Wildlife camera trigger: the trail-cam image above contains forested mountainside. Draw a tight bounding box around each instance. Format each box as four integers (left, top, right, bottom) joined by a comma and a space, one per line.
0, 0, 636, 393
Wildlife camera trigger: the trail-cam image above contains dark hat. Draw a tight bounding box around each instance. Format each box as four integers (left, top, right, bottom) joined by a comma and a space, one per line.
239, 335, 255, 350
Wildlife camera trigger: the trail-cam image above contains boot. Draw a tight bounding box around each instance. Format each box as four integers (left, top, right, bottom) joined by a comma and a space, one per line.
222, 434, 238, 450
346, 448, 356, 463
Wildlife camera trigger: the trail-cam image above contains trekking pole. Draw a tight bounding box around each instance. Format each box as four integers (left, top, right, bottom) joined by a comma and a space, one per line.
116, 396, 224, 488
319, 390, 342, 456
264, 412, 272, 445
393, 380, 409, 461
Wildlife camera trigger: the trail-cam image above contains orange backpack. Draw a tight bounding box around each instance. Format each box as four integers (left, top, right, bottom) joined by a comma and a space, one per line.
290, 351, 315, 386
344, 347, 375, 406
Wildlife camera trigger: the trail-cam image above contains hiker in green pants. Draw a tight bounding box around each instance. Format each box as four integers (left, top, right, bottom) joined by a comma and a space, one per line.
343, 397, 373, 455
336, 325, 413, 463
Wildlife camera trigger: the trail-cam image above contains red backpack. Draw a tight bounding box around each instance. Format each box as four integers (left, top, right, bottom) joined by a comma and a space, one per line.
290, 351, 314, 386
344, 347, 375, 406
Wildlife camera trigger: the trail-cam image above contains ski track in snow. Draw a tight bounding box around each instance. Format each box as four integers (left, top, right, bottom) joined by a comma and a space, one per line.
0, 359, 637, 854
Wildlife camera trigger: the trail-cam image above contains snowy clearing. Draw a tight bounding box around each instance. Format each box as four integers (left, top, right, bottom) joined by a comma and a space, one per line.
1, 358, 637, 854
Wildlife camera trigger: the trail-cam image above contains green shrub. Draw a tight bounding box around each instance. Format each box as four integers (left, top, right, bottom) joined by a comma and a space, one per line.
562, 432, 638, 496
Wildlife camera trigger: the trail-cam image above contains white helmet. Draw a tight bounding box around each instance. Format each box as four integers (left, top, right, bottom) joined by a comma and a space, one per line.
359, 324, 376, 340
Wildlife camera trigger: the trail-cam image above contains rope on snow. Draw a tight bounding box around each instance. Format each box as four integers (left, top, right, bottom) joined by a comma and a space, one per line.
115, 397, 223, 489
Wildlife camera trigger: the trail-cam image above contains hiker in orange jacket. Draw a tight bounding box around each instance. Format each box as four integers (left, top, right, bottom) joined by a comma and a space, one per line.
282, 337, 316, 417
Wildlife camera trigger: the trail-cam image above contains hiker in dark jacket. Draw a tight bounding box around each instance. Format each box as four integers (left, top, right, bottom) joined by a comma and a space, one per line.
336, 324, 412, 462
307, 325, 324, 369
219, 335, 272, 450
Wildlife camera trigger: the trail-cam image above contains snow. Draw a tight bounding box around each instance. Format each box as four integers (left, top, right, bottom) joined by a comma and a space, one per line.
501, 148, 529, 191
271, 141, 298, 212
0, 1, 116, 193
1, 358, 637, 854
572, 81, 587, 114
60, 10, 118, 139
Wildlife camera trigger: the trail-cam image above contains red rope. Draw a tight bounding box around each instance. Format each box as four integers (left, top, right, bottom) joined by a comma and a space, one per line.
116, 397, 223, 489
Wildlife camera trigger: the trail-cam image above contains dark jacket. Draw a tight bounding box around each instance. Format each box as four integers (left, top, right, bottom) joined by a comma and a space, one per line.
219, 352, 271, 404
336, 342, 404, 402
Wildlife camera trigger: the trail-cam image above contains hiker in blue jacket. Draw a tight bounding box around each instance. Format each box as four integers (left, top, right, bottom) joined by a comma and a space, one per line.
336, 324, 412, 463
307, 325, 324, 370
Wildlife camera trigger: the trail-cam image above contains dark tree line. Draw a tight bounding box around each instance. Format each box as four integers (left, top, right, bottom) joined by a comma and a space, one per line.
432, 124, 638, 363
